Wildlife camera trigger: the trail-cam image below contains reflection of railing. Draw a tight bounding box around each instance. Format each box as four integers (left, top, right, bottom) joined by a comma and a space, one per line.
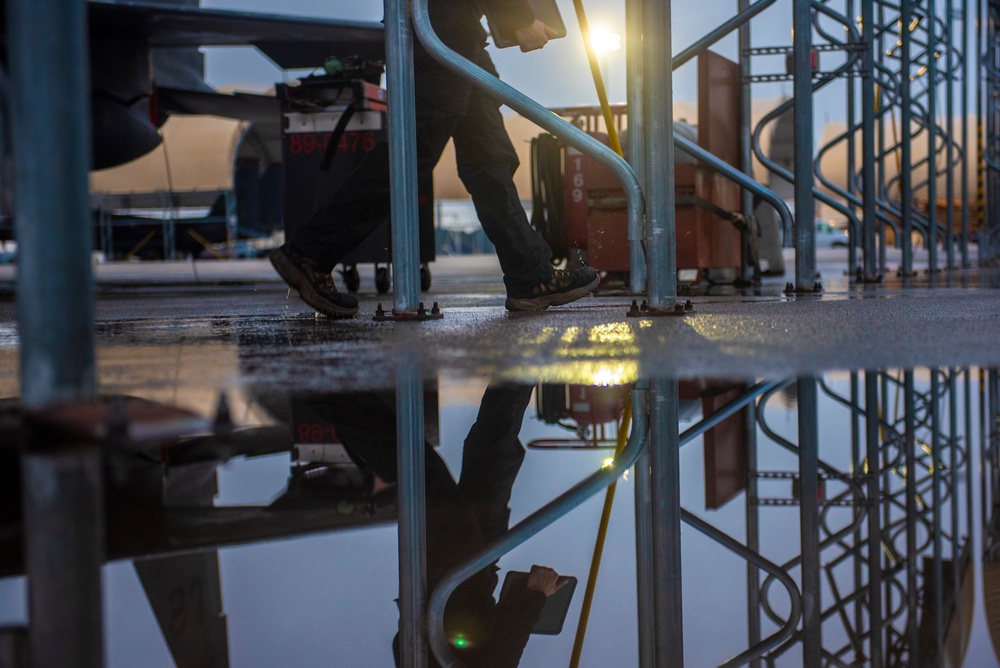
426, 383, 650, 666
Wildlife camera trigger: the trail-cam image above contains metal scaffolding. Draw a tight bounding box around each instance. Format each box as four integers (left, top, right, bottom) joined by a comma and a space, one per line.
749, 0, 987, 278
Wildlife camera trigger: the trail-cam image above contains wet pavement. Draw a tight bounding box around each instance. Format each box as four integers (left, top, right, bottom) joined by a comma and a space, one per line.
2, 250, 1000, 666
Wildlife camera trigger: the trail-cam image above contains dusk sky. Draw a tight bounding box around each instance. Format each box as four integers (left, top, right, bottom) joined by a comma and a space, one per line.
200, 0, 804, 111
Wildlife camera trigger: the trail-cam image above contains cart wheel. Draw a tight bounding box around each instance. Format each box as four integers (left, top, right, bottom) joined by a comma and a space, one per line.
375, 266, 391, 294
341, 264, 360, 293
420, 265, 432, 292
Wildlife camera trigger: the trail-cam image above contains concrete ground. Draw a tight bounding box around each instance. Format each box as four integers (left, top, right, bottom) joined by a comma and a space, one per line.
1, 246, 996, 394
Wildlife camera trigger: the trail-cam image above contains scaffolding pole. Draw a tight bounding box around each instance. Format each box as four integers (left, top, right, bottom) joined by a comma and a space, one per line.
792, 0, 816, 290
386, 0, 421, 314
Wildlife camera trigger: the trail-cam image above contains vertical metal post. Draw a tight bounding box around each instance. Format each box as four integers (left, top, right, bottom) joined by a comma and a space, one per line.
863, 0, 879, 279
642, 0, 676, 308
797, 377, 822, 665
739, 0, 756, 282
901, 0, 915, 276
385, 0, 421, 313
904, 370, 919, 663
8, 1, 103, 666
793, 0, 816, 290
224, 189, 238, 256
946, 0, 956, 269
626, 0, 647, 294
633, 443, 656, 668
745, 396, 762, 668
978, 0, 985, 265
928, 0, 940, 273
396, 356, 427, 667
8, 0, 95, 406
961, 0, 971, 268
878, 2, 889, 274
847, 0, 859, 278
649, 378, 683, 664
864, 370, 883, 668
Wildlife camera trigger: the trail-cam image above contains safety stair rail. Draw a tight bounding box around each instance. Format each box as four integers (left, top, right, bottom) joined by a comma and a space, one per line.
410, 0, 646, 266
426, 383, 650, 666
674, 135, 795, 252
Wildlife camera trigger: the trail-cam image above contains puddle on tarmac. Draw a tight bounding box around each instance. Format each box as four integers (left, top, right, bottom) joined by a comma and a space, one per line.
2, 360, 998, 666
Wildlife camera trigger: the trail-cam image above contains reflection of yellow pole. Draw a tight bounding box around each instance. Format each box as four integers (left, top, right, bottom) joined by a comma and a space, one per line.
124, 229, 157, 261
571, 0, 622, 157
569, 396, 632, 668
187, 228, 225, 259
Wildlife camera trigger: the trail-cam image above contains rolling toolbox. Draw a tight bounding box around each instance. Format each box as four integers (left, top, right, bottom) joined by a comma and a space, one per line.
278, 67, 435, 294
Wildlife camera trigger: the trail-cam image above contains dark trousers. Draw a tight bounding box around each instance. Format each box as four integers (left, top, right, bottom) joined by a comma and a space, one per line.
289, 53, 553, 292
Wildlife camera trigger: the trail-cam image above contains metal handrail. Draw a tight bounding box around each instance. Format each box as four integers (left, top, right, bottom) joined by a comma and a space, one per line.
672, 0, 780, 70
426, 384, 649, 666
410, 0, 646, 261
674, 134, 795, 248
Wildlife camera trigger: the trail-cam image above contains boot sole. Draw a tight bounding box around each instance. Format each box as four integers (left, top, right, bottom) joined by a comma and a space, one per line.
504, 274, 601, 312
270, 250, 358, 318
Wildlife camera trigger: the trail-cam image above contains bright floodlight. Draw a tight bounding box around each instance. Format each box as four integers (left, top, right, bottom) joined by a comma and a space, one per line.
589, 27, 622, 54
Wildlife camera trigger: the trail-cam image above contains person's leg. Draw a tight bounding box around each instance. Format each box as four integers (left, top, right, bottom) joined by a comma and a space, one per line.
452, 61, 600, 311
451, 86, 552, 292
457, 384, 535, 543
271, 100, 459, 318
289, 105, 458, 273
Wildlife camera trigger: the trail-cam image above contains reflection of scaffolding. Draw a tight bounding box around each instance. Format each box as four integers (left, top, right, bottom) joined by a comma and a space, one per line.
743, 370, 975, 666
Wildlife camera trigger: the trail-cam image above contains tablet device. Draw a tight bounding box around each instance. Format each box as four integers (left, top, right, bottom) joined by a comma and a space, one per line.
485, 0, 568, 50
499, 570, 577, 635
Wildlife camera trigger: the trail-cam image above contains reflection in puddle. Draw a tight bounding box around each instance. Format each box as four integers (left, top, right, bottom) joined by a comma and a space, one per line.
3, 367, 1000, 666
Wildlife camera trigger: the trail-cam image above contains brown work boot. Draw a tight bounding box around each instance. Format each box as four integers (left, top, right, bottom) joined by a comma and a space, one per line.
270, 244, 359, 318
505, 267, 600, 311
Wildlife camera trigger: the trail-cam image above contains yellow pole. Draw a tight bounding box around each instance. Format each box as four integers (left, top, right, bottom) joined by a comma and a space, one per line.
570, 0, 623, 157
569, 396, 632, 667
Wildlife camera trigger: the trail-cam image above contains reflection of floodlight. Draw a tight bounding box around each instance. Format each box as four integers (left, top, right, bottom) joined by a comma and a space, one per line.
589, 27, 622, 54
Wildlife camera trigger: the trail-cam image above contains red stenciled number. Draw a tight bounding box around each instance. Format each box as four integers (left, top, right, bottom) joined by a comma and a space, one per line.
303, 133, 316, 154
362, 132, 376, 152
289, 134, 302, 154
297, 423, 311, 442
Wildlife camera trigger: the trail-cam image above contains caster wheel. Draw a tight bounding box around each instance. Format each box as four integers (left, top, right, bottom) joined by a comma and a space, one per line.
375, 266, 390, 294
341, 264, 360, 293
420, 265, 432, 292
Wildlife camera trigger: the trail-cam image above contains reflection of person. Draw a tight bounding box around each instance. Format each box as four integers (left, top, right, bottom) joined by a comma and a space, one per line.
312, 384, 566, 665
270, 0, 599, 318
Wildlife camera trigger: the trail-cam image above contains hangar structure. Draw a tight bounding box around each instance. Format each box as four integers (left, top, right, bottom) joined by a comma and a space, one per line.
4, 0, 1000, 667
